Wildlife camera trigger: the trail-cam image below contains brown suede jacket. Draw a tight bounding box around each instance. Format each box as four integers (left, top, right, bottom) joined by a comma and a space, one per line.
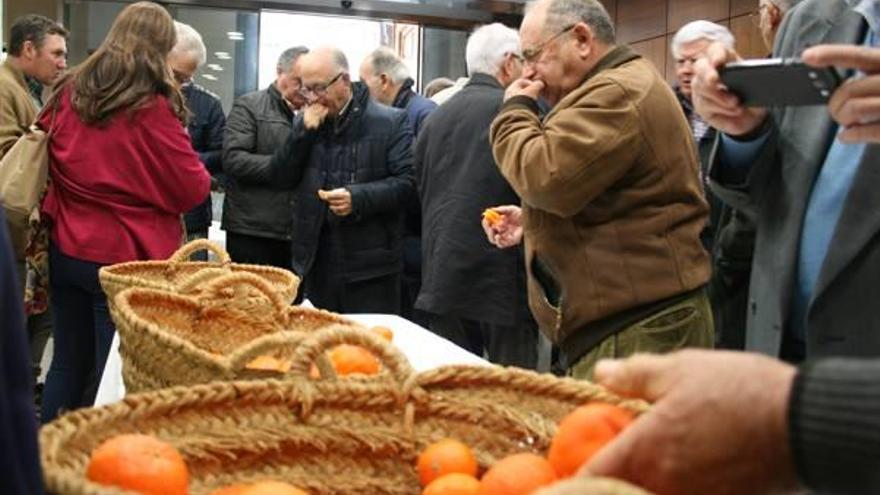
490, 45, 710, 345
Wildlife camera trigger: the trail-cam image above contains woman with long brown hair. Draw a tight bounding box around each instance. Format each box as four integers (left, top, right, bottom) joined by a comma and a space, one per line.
38, 1, 210, 422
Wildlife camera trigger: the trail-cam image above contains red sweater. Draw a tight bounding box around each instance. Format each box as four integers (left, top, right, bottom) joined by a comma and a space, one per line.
39, 88, 210, 264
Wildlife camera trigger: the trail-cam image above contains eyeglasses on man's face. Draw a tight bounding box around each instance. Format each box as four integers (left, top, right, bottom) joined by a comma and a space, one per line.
521, 24, 577, 64
299, 71, 345, 99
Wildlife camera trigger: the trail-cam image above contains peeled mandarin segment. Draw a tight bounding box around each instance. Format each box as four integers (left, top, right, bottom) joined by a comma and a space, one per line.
246, 355, 292, 373
370, 325, 394, 341
547, 403, 635, 478
417, 438, 478, 487
482, 208, 502, 227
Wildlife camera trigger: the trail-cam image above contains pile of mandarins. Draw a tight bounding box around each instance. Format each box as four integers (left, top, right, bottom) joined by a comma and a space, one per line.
417, 403, 635, 495
84, 320, 636, 495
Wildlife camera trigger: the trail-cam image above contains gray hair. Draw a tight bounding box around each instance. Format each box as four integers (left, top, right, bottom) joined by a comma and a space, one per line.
365, 47, 410, 83
172, 21, 207, 67
671, 20, 734, 59
330, 47, 349, 72
277, 45, 309, 73
527, 0, 615, 45
465, 23, 520, 76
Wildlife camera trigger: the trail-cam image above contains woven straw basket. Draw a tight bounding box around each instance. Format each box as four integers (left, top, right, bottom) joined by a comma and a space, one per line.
41, 326, 651, 495
98, 239, 301, 310
111, 272, 362, 393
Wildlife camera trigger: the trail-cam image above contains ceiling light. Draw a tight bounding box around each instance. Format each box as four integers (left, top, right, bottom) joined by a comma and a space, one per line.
202, 74, 218, 81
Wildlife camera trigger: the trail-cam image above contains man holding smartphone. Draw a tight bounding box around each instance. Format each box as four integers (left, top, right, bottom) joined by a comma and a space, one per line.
690, 0, 880, 363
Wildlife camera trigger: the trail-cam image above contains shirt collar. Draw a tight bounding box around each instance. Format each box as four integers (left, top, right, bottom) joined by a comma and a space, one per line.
847, 0, 880, 33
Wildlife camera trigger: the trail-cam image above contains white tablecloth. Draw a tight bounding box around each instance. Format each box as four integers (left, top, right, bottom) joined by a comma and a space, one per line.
94, 313, 489, 407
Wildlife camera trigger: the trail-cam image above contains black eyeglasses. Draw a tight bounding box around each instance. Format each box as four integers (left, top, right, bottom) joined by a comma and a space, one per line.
521, 24, 576, 64
299, 72, 345, 99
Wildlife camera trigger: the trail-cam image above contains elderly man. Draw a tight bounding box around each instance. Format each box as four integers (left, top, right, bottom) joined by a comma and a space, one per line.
360, 47, 436, 323
691, 0, 880, 363
486, 0, 712, 378
415, 23, 538, 368
359, 47, 436, 136
0, 14, 67, 407
268, 46, 414, 313
671, 20, 754, 351
168, 21, 226, 259
222, 46, 308, 270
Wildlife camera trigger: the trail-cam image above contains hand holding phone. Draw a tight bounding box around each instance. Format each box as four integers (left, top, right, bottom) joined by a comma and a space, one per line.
691, 42, 769, 137
719, 58, 842, 107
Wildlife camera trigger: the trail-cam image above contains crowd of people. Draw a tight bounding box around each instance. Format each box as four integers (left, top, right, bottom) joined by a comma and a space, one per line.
2, 0, 880, 492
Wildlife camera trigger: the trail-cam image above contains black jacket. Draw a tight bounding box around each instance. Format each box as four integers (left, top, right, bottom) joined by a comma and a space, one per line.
414, 73, 532, 327
182, 83, 225, 232
267, 82, 415, 281
222, 84, 298, 240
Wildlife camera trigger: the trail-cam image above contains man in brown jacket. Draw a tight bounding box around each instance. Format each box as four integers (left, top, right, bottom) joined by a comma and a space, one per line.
0, 14, 68, 406
485, 0, 712, 378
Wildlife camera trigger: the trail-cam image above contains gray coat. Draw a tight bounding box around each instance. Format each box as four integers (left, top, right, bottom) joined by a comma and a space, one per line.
709, 0, 880, 359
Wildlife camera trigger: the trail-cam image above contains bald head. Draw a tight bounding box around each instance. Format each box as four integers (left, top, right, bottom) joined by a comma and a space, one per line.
298, 45, 352, 116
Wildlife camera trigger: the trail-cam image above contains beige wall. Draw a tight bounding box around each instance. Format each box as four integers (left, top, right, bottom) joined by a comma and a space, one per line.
4, 0, 63, 48
600, 0, 767, 83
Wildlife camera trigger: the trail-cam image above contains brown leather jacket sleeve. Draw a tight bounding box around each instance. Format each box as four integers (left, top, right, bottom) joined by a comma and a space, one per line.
489, 78, 640, 218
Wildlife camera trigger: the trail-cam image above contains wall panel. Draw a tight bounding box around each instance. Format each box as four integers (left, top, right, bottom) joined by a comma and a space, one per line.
667, 0, 729, 33
616, 0, 666, 44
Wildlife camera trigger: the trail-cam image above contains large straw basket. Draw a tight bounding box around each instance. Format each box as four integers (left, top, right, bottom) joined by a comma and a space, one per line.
98, 239, 300, 310
112, 272, 362, 393
41, 326, 651, 495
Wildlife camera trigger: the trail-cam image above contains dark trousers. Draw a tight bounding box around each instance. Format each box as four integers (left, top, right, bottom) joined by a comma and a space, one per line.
41, 245, 115, 423
306, 271, 401, 314
427, 313, 539, 369
226, 232, 292, 270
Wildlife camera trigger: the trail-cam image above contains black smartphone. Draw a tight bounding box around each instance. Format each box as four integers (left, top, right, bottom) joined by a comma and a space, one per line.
719, 58, 842, 107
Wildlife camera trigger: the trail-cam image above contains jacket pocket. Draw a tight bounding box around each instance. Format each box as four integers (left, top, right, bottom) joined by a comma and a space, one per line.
528, 253, 564, 341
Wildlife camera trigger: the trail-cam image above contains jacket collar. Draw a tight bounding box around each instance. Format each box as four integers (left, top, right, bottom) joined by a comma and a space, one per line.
268, 82, 294, 119
467, 72, 503, 90
392, 77, 415, 109
2, 58, 41, 108
579, 45, 641, 86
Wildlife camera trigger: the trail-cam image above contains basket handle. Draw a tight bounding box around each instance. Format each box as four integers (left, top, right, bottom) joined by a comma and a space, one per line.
175, 267, 230, 293
197, 272, 289, 320
226, 331, 313, 373
168, 239, 231, 263
288, 324, 416, 384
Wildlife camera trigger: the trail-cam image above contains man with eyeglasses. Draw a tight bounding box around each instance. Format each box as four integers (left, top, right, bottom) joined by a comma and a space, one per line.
222, 46, 308, 271
168, 21, 226, 261
267, 46, 415, 313
485, 0, 713, 379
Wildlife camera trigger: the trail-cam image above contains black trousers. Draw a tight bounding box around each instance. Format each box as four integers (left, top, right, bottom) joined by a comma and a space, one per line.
305, 271, 401, 314
427, 313, 539, 369
225, 232, 292, 270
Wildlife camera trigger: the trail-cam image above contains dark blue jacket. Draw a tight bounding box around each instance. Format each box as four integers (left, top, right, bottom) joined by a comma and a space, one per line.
182, 83, 225, 232
268, 82, 415, 281
0, 209, 43, 494
392, 78, 436, 138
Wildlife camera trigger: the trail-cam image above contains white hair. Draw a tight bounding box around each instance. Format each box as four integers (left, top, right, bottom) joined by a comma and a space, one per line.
671, 20, 735, 59
172, 21, 207, 68
365, 47, 410, 84
465, 23, 520, 77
